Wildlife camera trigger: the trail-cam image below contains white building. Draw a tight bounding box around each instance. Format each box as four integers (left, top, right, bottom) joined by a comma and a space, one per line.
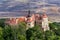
26, 13, 35, 29
42, 13, 50, 31
5, 11, 50, 31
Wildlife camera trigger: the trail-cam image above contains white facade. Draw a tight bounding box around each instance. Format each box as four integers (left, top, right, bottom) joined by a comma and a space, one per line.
42, 17, 50, 31
27, 21, 34, 28
26, 17, 34, 29
26, 13, 49, 31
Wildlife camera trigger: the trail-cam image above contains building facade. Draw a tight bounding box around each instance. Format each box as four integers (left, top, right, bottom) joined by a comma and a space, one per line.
42, 13, 50, 31
5, 11, 50, 31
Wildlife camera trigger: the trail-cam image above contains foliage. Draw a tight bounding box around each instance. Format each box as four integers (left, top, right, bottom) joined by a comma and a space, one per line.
0, 27, 4, 40
0, 18, 60, 40
16, 22, 26, 40
45, 30, 56, 40
0, 19, 6, 28
26, 25, 44, 40
3, 25, 13, 40
3, 22, 26, 40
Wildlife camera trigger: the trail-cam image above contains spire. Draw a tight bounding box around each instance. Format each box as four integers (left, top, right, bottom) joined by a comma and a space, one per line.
27, 10, 31, 17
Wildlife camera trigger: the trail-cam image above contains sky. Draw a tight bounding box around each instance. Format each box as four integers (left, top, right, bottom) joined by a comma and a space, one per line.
0, 0, 60, 3
0, 0, 60, 11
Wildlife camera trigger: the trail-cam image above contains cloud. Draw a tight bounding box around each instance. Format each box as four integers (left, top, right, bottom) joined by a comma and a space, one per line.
15, 0, 29, 3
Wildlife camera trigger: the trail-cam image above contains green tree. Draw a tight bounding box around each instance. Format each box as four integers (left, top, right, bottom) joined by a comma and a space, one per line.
0, 27, 4, 40
3, 25, 13, 40
11, 25, 26, 40
26, 25, 44, 40
49, 23, 60, 36
45, 30, 56, 40
16, 22, 26, 40
3, 22, 26, 40
0, 19, 6, 28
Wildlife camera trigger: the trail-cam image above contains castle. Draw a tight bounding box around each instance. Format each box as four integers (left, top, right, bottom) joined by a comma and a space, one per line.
5, 11, 50, 31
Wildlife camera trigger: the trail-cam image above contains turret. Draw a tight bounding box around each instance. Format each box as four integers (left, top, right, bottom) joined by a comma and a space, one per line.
26, 10, 35, 29
42, 13, 50, 31
27, 10, 31, 17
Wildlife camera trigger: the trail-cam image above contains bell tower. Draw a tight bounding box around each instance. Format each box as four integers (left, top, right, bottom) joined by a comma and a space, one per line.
42, 13, 50, 31
26, 10, 34, 29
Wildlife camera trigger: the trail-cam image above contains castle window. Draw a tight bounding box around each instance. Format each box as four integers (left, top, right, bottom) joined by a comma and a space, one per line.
28, 23, 30, 26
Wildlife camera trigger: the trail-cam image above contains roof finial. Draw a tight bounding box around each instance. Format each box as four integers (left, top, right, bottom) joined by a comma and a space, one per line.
27, 10, 31, 17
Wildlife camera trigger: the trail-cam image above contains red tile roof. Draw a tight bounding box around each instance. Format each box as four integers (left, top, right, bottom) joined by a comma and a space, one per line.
42, 13, 47, 18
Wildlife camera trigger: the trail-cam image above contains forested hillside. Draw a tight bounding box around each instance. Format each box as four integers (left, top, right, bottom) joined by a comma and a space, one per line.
0, 19, 60, 40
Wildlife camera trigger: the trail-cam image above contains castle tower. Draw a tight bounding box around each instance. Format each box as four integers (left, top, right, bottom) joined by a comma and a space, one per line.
26, 10, 35, 29
42, 13, 49, 31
